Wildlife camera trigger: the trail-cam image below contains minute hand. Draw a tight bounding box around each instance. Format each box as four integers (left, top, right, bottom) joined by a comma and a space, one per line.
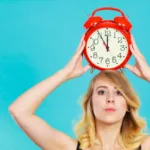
98, 32, 109, 51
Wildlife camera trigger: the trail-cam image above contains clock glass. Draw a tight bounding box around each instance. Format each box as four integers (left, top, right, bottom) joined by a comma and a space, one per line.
86, 27, 128, 69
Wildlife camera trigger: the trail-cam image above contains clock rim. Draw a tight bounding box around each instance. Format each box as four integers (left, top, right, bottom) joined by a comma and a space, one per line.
83, 21, 132, 71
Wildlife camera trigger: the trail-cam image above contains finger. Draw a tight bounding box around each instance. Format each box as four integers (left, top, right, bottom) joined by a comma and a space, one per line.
76, 34, 85, 51
124, 64, 134, 72
131, 35, 143, 57
71, 41, 85, 64
75, 40, 85, 55
76, 55, 83, 67
124, 64, 142, 77
130, 44, 140, 59
83, 64, 92, 73
80, 33, 85, 44
71, 34, 85, 64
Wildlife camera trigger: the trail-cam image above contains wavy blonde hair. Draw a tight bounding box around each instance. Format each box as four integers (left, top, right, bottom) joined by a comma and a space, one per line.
74, 70, 148, 150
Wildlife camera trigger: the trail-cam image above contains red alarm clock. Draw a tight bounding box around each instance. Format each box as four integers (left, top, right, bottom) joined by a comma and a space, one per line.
83, 7, 132, 71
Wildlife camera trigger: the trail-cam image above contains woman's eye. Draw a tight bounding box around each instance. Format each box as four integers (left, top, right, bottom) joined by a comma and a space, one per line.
97, 90, 122, 96
116, 90, 122, 96
98, 90, 105, 95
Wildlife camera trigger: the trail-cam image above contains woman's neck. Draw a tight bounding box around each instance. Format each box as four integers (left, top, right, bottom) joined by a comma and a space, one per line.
96, 120, 123, 149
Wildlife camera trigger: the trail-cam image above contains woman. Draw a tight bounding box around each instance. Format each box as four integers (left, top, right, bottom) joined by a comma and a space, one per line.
9, 34, 150, 150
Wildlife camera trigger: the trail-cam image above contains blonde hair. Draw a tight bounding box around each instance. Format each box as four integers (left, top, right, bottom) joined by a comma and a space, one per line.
74, 70, 149, 150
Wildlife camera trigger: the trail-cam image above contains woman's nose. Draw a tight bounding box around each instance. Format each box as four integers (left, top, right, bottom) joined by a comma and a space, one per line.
106, 99, 114, 103
106, 94, 115, 103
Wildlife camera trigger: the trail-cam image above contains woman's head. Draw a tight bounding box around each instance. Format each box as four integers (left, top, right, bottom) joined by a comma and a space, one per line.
91, 76, 128, 125
74, 70, 148, 149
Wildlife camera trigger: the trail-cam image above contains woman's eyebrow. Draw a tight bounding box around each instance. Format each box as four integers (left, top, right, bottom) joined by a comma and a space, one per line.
96, 86, 117, 90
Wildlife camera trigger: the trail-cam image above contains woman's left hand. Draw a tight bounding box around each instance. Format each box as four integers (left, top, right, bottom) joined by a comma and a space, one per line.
124, 35, 150, 82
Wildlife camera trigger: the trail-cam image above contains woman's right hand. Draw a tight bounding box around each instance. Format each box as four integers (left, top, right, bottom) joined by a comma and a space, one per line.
63, 34, 92, 80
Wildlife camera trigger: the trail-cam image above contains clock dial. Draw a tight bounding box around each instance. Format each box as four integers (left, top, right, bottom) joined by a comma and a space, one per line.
86, 28, 128, 69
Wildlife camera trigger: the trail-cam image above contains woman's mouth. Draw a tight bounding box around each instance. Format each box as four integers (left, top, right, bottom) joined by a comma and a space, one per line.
104, 108, 116, 112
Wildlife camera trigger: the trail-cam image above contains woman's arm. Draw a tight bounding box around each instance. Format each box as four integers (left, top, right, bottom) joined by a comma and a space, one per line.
9, 69, 78, 150
9, 69, 68, 115
8, 34, 91, 150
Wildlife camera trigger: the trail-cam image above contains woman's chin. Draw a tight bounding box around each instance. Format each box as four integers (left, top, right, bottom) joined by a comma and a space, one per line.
98, 117, 123, 125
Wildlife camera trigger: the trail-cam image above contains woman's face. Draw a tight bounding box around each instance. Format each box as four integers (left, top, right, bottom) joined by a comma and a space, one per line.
92, 79, 128, 124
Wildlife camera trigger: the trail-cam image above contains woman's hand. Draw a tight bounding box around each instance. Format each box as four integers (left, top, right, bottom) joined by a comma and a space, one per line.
124, 35, 150, 82
63, 34, 91, 80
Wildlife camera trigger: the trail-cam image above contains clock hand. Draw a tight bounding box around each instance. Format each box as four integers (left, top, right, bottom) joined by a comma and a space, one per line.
98, 32, 108, 51
106, 36, 109, 52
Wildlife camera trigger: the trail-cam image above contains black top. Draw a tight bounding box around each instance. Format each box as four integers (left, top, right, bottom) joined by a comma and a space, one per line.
76, 141, 81, 150
76, 141, 141, 150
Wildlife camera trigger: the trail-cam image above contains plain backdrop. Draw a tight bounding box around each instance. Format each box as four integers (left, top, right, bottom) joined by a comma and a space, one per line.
0, 0, 150, 150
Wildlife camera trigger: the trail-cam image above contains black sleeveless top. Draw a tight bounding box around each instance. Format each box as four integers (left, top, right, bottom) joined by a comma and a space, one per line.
76, 141, 142, 150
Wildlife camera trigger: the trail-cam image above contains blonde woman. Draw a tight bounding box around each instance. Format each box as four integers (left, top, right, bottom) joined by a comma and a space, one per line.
9, 34, 150, 150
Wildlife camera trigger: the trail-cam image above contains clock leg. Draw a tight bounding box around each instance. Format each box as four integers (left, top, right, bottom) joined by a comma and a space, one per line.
90, 68, 95, 74
120, 68, 125, 74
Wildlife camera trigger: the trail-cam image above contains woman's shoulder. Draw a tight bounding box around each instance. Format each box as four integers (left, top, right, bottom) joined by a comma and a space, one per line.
141, 136, 150, 149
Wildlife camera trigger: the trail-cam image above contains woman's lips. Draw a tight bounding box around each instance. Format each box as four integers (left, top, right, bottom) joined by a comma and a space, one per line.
105, 108, 116, 112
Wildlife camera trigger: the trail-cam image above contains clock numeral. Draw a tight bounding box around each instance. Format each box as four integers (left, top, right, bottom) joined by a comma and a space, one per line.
120, 45, 126, 51
98, 56, 120, 66
99, 57, 104, 63
93, 39, 99, 45
117, 53, 122, 58
93, 52, 98, 58
118, 37, 123, 43
99, 57, 118, 65
114, 32, 116, 38
97, 31, 103, 39
90, 45, 95, 51
105, 30, 111, 36
112, 56, 117, 63
105, 58, 110, 64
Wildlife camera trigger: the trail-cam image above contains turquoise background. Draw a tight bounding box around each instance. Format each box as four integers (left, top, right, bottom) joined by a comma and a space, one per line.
0, 0, 150, 150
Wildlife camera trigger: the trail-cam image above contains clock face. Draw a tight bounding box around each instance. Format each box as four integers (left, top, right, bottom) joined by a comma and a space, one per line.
86, 27, 129, 69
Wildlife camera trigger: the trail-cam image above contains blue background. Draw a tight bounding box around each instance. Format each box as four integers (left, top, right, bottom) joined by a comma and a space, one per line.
0, 0, 150, 150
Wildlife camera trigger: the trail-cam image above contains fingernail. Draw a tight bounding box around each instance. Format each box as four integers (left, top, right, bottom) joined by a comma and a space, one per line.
130, 44, 134, 51
131, 44, 134, 49
81, 40, 85, 46
81, 34, 85, 40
